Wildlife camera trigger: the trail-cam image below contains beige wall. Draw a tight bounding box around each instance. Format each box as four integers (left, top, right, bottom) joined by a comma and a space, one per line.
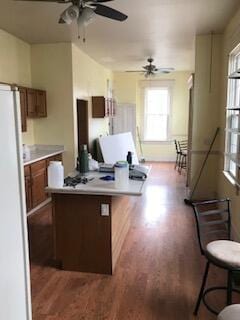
71, 44, 112, 156
31, 43, 74, 173
190, 16, 240, 237
0, 29, 34, 145
190, 34, 222, 199
217, 8, 240, 239
30, 43, 112, 173
113, 71, 191, 161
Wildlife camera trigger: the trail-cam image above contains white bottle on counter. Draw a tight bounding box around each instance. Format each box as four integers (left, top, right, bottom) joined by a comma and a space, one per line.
22, 144, 30, 161
114, 161, 129, 189
48, 161, 64, 188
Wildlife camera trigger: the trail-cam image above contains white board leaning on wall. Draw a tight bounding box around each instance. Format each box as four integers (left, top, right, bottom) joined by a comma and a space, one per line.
99, 132, 139, 165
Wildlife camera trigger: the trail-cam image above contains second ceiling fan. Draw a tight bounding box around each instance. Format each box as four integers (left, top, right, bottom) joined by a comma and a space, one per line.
127, 58, 174, 78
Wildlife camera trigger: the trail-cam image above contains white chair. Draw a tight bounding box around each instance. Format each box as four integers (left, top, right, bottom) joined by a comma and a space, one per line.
218, 304, 240, 320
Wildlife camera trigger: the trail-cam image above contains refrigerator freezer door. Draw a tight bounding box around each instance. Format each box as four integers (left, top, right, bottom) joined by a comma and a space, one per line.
0, 85, 32, 320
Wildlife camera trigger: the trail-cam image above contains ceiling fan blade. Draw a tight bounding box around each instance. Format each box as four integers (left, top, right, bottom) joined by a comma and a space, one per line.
155, 68, 175, 74
93, 4, 127, 21
125, 71, 143, 73
89, 0, 114, 3
15, 0, 71, 2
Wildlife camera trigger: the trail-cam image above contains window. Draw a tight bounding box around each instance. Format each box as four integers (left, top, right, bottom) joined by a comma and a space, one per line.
224, 44, 240, 185
143, 85, 172, 141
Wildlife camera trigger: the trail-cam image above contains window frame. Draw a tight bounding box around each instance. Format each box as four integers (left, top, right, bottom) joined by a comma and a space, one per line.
141, 80, 174, 143
224, 43, 240, 186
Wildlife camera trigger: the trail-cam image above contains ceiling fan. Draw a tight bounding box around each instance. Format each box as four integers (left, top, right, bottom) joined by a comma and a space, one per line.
126, 58, 174, 78
15, 0, 128, 27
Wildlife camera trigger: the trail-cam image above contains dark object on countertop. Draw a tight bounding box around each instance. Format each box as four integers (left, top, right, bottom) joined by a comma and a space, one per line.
77, 144, 89, 174
129, 165, 148, 181
64, 175, 94, 187
126, 151, 133, 165
100, 175, 115, 181
99, 163, 114, 173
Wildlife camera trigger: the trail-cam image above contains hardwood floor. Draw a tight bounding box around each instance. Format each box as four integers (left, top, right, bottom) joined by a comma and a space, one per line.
28, 163, 238, 320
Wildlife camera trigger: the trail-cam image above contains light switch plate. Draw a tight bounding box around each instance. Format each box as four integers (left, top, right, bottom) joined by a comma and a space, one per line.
101, 204, 110, 216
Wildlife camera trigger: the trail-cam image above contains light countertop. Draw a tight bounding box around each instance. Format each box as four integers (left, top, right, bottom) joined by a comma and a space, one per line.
46, 171, 146, 197
23, 145, 64, 166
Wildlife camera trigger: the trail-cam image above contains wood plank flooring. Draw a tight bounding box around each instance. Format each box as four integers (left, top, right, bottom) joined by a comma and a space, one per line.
28, 163, 239, 320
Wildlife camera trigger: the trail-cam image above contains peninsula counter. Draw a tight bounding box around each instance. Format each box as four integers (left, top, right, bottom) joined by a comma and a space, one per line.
47, 172, 146, 275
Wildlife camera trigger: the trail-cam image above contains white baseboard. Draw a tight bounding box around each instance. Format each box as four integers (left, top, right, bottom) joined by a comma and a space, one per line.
27, 198, 51, 217
143, 156, 175, 162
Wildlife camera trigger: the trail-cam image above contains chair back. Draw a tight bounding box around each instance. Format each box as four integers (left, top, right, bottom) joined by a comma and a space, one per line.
174, 140, 180, 153
178, 140, 188, 153
192, 199, 231, 255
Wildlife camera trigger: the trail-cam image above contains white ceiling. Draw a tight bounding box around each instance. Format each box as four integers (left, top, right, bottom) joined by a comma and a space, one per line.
0, 0, 239, 71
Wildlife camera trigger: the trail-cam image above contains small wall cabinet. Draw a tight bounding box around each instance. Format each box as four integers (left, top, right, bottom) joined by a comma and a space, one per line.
92, 96, 115, 118
24, 153, 62, 213
27, 89, 47, 118
18, 86, 47, 132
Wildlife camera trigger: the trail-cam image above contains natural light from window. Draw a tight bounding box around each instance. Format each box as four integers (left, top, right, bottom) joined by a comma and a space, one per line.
144, 87, 170, 141
225, 44, 240, 185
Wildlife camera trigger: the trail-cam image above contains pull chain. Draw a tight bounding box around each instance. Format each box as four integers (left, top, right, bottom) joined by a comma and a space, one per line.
77, 22, 86, 43
83, 26, 86, 43
78, 22, 81, 40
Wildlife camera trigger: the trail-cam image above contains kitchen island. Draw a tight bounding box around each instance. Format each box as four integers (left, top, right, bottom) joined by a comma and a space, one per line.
47, 172, 146, 275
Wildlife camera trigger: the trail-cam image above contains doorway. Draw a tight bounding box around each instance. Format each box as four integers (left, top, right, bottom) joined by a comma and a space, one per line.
113, 103, 136, 143
186, 74, 194, 187
76, 99, 89, 152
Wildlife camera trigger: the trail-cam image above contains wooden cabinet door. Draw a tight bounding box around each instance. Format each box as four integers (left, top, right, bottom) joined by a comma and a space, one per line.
27, 89, 37, 117
25, 176, 32, 212
31, 160, 47, 208
19, 87, 27, 132
24, 165, 32, 212
92, 96, 106, 118
36, 90, 47, 117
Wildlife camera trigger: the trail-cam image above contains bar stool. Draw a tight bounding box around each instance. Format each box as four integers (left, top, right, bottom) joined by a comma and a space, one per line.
174, 139, 181, 170
218, 304, 240, 320
192, 199, 240, 315
177, 140, 188, 174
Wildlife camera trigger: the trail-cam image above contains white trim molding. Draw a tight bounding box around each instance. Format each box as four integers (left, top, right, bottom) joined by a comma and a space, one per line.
139, 79, 175, 142
143, 155, 175, 162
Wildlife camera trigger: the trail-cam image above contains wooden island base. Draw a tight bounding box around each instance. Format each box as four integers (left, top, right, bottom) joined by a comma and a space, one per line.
52, 193, 134, 275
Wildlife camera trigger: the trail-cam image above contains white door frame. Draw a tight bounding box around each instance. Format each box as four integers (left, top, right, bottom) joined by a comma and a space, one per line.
186, 74, 194, 188
113, 103, 136, 143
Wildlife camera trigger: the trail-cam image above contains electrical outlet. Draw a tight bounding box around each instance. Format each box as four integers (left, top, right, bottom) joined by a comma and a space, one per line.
101, 204, 109, 216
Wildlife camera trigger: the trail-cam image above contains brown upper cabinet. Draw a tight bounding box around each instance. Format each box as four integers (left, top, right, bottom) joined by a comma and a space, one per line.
18, 86, 47, 132
92, 96, 115, 118
27, 89, 47, 118
36, 90, 47, 117
18, 87, 27, 132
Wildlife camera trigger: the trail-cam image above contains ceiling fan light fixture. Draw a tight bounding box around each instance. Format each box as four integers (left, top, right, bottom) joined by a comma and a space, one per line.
59, 5, 79, 25
78, 7, 96, 28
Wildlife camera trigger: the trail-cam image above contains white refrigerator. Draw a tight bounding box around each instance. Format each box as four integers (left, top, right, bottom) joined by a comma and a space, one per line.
0, 84, 32, 320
